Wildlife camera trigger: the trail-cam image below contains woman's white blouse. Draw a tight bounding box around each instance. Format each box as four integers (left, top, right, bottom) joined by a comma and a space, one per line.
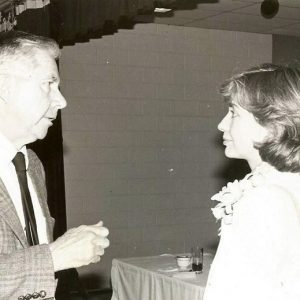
204, 164, 300, 300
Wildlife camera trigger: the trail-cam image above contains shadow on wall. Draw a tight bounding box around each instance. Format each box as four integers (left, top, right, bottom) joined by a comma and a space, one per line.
213, 132, 251, 183
206, 239, 219, 253
79, 273, 109, 291
56, 270, 112, 300
217, 159, 250, 182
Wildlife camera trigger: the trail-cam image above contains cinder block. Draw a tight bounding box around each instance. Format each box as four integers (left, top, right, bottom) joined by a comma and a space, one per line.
143, 100, 174, 116
182, 146, 211, 162
127, 116, 158, 131
134, 23, 158, 34
128, 50, 159, 67
142, 194, 174, 210
127, 82, 157, 99
182, 117, 210, 131
156, 209, 185, 226
142, 225, 186, 241
156, 84, 184, 100
127, 147, 158, 162
127, 241, 159, 257
60, 63, 114, 82
143, 67, 174, 85
133, 131, 173, 147
157, 53, 185, 69
114, 66, 145, 83
97, 48, 129, 66
96, 147, 128, 163
127, 209, 156, 227
156, 23, 185, 38
61, 80, 112, 98
174, 101, 200, 116
61, 44, 97, 64
110, 228, 142, 243
157, 240, 185, 255
158, 117, 183, 131
103, 211, 129, 228
185, 54, 211, 71
157, 147, 182, 162
96, 116, 128, 131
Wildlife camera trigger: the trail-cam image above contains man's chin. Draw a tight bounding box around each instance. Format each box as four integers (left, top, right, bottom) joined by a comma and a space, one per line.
32, 127, 50, 141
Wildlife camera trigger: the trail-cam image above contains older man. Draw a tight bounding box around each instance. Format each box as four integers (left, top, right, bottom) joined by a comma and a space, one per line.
0, 31, 109, 299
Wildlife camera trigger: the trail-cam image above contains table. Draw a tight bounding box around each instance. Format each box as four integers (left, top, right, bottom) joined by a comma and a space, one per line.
111, 253, 214, 300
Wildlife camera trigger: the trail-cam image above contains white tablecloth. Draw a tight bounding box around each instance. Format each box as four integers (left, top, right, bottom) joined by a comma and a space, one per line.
111, 254, 214, 300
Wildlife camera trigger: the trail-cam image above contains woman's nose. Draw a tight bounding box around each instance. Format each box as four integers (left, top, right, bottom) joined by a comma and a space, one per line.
217, 112, 230, 132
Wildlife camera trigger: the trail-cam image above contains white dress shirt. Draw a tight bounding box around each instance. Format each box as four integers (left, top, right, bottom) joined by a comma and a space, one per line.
0, 132, 48, 244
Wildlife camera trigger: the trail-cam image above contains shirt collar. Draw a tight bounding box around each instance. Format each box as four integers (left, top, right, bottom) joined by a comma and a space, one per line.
0, 131, 28, 170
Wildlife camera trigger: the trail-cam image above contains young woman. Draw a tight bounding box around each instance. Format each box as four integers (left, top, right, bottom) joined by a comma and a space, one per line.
204, 64, 300, 300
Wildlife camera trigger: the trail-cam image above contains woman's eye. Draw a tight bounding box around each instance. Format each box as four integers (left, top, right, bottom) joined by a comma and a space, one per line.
229, 108, 238, 118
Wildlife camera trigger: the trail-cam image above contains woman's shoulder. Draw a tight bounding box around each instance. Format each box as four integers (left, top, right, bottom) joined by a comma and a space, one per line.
243, 164, 300, 206
211, 164, 300, 229
240, 175, 300, 224
233, 175, 300, 247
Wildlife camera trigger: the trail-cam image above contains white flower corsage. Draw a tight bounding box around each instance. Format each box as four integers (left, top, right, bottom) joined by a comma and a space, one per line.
211, 164, 268, 235
211, 179, 248, 226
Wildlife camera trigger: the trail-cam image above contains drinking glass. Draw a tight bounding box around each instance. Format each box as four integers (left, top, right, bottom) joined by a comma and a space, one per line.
191, 246, 203, 273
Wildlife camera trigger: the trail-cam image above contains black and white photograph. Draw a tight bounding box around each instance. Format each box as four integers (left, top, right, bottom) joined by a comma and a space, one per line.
0, 0, 299, 300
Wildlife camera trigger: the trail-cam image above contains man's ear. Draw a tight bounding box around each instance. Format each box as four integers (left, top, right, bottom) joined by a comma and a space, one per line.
0, 75, 11, 104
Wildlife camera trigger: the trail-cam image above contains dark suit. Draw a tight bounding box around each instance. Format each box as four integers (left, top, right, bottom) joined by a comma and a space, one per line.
0, 149, 56, 299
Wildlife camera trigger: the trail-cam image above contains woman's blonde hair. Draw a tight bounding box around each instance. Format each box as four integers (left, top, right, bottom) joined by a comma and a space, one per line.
221, 63, 300, 172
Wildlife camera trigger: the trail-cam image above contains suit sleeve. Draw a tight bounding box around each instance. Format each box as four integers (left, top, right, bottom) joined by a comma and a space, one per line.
0, 241, 56, 299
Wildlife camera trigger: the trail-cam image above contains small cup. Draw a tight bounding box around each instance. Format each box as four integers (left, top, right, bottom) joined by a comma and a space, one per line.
175, 255, 191, 270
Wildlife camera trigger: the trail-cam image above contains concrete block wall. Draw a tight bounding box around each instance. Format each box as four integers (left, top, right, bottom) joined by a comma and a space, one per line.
60, 23, 272, 289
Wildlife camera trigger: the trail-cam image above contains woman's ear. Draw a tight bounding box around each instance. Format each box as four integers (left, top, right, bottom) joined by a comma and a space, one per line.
251, 118, 270, 145
257, 125, 270, 143
263, 123, 284, 144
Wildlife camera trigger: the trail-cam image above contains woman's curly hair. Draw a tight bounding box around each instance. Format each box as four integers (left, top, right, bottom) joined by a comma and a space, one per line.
220, 63, 300, 172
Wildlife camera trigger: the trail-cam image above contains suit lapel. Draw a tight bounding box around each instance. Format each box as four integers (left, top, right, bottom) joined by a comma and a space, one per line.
27, 154, 54, 243
0, 150, 54, 246
0, 178, 27, 247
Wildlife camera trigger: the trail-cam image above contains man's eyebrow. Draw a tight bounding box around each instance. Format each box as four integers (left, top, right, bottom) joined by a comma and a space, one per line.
45, 74, 60, 82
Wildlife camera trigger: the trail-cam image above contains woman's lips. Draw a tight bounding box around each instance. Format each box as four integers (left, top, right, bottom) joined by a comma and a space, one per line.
223, 139, 232, 145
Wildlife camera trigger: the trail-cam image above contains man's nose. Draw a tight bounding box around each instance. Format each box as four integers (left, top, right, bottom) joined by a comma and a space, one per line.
55, 91, 67, 109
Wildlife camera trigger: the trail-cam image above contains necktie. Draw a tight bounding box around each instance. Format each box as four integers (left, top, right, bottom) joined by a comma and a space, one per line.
12, 152, 39, 245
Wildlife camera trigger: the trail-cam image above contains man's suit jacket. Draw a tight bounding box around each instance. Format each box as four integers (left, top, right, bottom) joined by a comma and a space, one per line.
0, 150, 56, 300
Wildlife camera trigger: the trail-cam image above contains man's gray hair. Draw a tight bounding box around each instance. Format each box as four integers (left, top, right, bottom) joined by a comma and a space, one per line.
0, 31, 60, 70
